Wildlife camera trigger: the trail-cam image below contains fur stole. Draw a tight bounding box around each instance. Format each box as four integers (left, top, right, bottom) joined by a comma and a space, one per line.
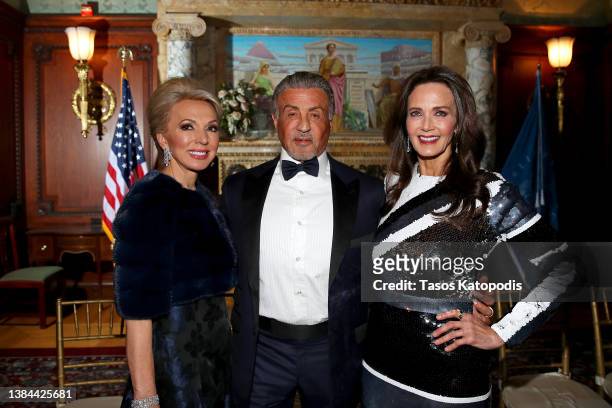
113, 171, 237, 319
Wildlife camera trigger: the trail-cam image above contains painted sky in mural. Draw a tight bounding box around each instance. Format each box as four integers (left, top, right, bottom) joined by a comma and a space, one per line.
231, 35, 432, 75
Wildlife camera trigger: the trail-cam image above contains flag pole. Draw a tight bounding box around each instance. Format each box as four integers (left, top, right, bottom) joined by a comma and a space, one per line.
105, 47, 133, 247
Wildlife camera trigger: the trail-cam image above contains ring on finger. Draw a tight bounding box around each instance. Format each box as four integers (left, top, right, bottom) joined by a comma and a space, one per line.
457, 309, 464, 320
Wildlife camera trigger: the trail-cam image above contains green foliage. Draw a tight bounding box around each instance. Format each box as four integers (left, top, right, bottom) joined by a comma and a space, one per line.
342, 100, 368, 131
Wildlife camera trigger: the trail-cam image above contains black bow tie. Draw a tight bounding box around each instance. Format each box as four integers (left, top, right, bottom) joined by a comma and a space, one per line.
281, 157, 319, 180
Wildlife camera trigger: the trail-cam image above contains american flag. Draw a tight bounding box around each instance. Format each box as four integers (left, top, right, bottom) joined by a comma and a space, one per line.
102, 68, 148, 242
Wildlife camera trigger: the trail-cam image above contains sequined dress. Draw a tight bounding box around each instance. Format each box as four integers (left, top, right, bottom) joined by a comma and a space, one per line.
362, 169, 567, 406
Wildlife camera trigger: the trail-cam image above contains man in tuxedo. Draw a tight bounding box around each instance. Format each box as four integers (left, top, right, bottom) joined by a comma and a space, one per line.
222, 71, 385, 407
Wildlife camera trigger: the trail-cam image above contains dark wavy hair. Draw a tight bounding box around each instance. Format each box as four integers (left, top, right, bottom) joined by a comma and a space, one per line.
383, 65, 489, 226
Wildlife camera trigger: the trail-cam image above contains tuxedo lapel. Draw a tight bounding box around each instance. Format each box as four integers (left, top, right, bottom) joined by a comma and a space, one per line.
329, 158, 359, 288
241, 158, 278, 311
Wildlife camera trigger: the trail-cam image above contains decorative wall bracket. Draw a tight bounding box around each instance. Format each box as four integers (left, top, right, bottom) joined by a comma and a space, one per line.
71, 78, 116, 141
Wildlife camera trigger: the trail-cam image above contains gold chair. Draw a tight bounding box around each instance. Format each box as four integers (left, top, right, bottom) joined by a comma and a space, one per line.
56, 298, 126, 407
592, 287, 612, 398
497, 294, 609, 408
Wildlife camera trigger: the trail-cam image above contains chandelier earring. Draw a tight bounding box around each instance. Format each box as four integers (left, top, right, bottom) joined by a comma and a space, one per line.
405, 134, 412, 153
162, 147, 172, 167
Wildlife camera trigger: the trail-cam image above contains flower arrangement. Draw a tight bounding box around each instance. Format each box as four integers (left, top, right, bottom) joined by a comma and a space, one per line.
217, 81, 258, 138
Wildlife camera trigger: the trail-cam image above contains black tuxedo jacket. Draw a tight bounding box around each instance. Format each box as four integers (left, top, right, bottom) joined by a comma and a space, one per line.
222, 155, 384, 407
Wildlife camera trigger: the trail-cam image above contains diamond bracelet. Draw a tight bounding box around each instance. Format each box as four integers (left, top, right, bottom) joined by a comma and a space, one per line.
131, 395, 159, 408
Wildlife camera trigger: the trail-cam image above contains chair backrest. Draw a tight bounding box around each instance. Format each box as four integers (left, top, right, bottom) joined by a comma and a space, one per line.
0, 217, 19, 274
496, 291, 570, 388
592, 287, 611, 396
56, 298, 126, 404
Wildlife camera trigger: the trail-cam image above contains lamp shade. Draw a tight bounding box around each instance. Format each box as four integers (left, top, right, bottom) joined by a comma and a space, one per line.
65, 26, 96, 61
546, 37, 575, 69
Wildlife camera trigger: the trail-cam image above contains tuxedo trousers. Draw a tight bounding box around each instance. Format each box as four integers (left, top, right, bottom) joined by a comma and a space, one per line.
248, 331, 332, 408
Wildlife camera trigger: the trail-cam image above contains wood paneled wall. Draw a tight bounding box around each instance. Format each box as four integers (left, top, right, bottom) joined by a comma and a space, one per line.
23, 16, 157, 229
496, 25, 612, 240
0, 2, 24, 218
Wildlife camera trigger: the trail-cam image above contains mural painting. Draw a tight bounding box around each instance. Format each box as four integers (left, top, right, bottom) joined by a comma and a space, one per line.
229, 31, 436, 133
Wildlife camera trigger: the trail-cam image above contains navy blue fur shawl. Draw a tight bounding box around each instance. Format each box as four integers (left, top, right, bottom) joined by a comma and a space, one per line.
113, 171, 237, 319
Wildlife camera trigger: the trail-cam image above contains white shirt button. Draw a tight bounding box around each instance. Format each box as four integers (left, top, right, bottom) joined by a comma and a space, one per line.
296, 257, 301, 262
297, 221, 303, 226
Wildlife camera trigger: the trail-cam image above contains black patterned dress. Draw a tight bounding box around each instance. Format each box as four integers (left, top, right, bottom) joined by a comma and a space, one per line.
113, 171, 236, 408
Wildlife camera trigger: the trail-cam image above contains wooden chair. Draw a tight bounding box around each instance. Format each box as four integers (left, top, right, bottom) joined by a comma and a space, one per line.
56, 298, 126, 407
0, 217, 63, 328
497, 294, 610, 408
592, 287, 612, 398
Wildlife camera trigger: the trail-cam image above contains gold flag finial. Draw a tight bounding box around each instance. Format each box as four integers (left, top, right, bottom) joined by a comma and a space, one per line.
117, 46, 134, 68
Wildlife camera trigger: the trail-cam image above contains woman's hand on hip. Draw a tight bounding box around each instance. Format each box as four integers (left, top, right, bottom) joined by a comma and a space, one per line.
432, 309, 504, 352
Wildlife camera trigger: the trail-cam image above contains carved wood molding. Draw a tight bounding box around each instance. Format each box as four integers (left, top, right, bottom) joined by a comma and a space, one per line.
162, 0, 500, 6
0, 35, 23, 208
157, 0, 503, 30
33, 43, 64, 217
31, 42, 153, 218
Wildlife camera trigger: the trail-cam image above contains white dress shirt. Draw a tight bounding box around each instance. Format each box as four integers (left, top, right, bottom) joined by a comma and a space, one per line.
259, 148, 334, 325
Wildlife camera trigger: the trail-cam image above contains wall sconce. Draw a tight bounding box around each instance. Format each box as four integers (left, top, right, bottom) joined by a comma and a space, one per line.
545, 36, 574, 134
65, 26, 116, 139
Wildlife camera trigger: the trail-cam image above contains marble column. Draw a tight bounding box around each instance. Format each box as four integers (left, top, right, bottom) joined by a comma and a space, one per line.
152, 13, 206, 81
453, 21, 511, 169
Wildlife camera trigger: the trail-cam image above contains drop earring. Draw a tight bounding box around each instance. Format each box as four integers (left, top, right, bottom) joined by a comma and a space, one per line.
406, 137, 412, 153
162, 147, 172, 167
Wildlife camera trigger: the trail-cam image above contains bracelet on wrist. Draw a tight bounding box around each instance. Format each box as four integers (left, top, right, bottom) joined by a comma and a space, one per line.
131, 394, 159, 408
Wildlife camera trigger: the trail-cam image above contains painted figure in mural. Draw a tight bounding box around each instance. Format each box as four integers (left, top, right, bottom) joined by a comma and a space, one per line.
372, 64, 404, 128
250, 61, 275, 96
318, 43, 346, 132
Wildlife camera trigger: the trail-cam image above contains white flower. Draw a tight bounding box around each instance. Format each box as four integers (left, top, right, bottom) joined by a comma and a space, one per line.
240, 102, 249, 112
236, 95, 246, 103
229, 99, 238, 108
237, 87, 245, 95
229, 89, 235, 94
232, 111, 242, 120
218, 90, 227, 99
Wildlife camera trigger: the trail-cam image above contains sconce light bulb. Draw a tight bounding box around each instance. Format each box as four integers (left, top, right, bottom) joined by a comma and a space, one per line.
65, 26, 96, 61
546, 36, 575, 69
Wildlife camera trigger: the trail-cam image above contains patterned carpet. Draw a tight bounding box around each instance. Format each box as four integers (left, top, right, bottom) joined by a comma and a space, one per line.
0, 354, 128, 407
0, 327, 603, 407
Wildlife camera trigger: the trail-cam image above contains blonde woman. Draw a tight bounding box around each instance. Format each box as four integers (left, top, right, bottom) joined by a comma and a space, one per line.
113, 78, 236, 408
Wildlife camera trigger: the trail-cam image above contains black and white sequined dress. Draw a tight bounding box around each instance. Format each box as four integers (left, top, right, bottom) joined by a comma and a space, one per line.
362, 168, 572, 407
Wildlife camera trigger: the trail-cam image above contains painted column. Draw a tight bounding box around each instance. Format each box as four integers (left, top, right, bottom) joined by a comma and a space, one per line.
152, 13, 206, 81
453, 22, 511, 169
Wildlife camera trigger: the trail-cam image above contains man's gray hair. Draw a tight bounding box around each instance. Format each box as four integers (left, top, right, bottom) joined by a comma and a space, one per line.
272, 71, 335, 120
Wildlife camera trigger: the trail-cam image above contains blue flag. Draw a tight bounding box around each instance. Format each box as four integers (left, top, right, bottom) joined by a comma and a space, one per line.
501, 66, 559, 230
